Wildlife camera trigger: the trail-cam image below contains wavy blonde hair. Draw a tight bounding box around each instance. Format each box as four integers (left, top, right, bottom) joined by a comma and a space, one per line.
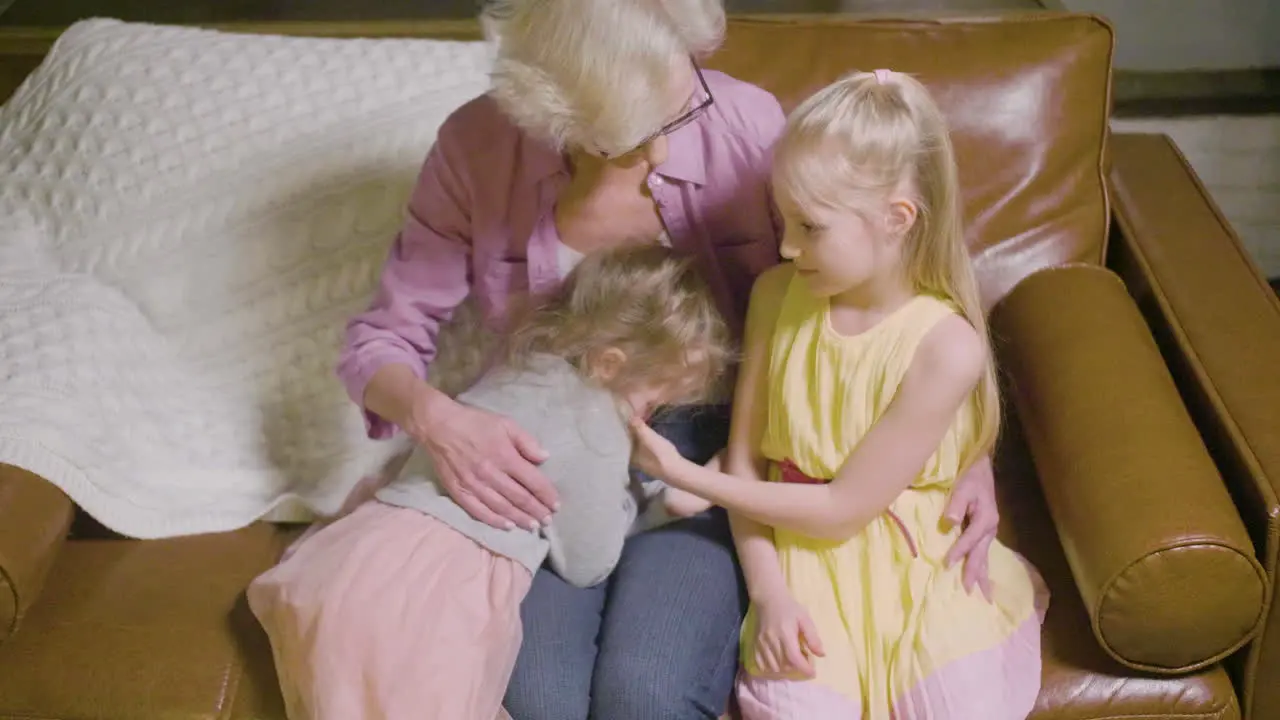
773, 70, 999, 465
482, 0, 725, 155
503, 243, 733, 406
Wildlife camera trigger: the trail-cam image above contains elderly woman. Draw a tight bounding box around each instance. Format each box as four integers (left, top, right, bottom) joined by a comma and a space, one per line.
338, 0, 1000, 717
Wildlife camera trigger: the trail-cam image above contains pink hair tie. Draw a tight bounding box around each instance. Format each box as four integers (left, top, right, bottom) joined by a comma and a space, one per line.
873, 68, 892, 84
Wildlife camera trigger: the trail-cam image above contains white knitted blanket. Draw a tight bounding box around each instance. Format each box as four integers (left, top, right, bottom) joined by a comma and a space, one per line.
0, 20, 493, 538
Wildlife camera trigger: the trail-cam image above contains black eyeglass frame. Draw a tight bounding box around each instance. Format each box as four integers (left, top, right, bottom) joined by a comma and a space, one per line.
602, 59, 715, 158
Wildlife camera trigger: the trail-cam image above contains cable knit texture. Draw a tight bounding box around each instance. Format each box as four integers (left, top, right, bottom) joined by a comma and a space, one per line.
0, 19, 493, 538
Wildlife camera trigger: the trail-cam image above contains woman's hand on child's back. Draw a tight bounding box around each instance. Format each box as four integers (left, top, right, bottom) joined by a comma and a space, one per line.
414, 393, 559, 532
750, 591, 826, 680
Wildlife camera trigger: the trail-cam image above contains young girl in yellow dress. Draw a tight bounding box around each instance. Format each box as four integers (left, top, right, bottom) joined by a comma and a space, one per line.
630, 68, 1047, 719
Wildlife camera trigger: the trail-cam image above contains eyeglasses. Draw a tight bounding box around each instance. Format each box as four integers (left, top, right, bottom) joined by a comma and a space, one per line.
602, 59, 715, 158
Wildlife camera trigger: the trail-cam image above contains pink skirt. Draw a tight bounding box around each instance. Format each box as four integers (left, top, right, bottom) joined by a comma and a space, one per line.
247, 502, 532, 720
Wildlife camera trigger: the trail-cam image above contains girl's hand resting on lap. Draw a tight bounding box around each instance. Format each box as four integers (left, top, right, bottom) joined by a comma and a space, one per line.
751, 591, 826, 680
413, 393, 559, 532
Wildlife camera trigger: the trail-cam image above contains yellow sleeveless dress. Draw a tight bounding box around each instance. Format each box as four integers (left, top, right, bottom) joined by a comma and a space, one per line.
736, 272, 1046, 720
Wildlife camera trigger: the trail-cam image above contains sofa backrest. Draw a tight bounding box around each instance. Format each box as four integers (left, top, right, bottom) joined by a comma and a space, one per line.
0, 12, 1115, 306
708, 13, 1114, 306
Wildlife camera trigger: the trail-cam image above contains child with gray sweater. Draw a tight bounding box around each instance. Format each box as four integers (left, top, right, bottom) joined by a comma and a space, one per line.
248, 244, 731, 720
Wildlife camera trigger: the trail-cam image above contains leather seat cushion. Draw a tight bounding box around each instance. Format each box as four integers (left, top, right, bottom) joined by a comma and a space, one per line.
0, 522, 297, 719
0, 451, 1242, 720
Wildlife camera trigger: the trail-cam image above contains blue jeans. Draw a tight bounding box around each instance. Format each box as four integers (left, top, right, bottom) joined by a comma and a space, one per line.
505, 406, 746, 720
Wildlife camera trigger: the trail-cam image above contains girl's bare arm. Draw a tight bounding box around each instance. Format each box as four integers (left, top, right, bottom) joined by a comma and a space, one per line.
663, 314, 987, 542
725, 266, 795, 603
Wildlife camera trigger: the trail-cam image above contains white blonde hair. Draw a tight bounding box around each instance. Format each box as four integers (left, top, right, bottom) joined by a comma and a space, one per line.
773, 70, 1000, 466
482, 0, 725, 155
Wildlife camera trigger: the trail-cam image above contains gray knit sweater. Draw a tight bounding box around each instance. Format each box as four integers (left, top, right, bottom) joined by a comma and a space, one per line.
376, 354, 665, 588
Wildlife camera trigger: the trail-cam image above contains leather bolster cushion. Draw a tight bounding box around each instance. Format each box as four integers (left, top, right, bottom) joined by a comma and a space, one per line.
0, 464, 74, 643
989, 264, 1267, 673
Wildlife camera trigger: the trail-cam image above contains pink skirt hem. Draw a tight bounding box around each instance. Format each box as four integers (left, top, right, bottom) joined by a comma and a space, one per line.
248, 502, 531, 720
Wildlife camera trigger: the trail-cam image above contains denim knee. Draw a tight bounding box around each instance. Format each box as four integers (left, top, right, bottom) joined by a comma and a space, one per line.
506, 683, 591, 720
505, 569, 603, 720
591, 648, 731, 720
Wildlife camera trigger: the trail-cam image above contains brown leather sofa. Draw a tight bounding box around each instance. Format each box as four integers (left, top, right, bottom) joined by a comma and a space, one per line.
2, 12, 1279, 720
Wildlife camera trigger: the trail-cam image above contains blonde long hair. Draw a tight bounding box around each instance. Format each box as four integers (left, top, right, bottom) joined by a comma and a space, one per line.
773, 70, 999, 463
503, 243, 733, 406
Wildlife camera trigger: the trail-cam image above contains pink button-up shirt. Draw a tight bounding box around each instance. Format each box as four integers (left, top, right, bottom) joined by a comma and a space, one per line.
339, 71, 786, 438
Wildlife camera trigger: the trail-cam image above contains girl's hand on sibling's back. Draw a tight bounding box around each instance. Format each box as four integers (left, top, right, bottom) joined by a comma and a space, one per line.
628, 416, 687, 481
751, 591, 826, 680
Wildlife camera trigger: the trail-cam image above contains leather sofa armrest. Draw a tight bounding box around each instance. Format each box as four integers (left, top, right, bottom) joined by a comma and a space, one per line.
1107, 133, 1280, 716
990, 264, 1266, 673
0, 463, 74, 644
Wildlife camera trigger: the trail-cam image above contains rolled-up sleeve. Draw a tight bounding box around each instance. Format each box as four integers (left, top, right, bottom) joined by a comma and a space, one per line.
337, 119, 474, 439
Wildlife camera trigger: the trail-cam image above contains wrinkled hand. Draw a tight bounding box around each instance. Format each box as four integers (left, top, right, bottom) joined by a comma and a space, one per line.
414, 397, 558, 531
750, 592, 826, 680
628, 416, 687, 483
943, 455, 999, 600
